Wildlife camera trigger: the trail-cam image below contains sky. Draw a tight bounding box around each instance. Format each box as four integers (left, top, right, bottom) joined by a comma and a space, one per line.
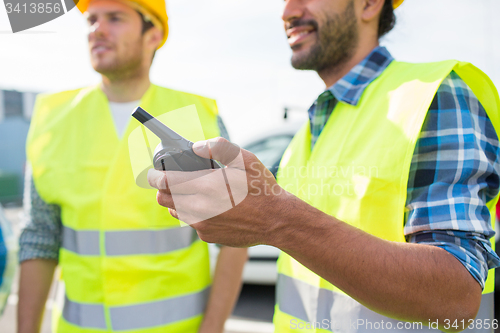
0, 0, 499, 143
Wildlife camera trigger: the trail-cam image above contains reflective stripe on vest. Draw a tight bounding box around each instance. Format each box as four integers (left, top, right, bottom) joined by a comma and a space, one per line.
63, 288, 210, 331
62, 295, 106, 329
61, 227, 100, 256
62, 226, 198, 256
277, 274, 494, 333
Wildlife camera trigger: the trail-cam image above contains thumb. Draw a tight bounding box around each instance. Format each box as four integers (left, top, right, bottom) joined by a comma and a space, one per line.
192, 137, 243, 166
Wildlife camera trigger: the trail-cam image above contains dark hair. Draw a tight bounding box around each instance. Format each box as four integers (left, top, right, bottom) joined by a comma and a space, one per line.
378, 0, 396, 38
137, 11, 155, 35
136, 11, 157, 62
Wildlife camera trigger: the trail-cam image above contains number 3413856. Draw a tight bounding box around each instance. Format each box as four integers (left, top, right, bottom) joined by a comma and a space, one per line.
5, 2, 62, 14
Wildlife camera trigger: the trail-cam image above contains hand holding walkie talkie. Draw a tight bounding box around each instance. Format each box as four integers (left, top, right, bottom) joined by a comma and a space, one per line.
132, 107, 223, 172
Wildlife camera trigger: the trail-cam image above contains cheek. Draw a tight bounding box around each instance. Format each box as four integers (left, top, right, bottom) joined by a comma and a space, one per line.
119, 32, 144, 55
123, 25, 143, 42
309, 0, 337, 23
110, 26, 141, 45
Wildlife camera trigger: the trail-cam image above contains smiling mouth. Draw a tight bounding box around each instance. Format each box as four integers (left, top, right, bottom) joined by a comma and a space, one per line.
91, 45, 112, 54
287, 28, 316, 48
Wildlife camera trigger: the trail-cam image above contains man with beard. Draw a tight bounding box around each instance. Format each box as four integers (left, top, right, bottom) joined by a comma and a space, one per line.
17, 0, 247, 332
148, 0, 500, 332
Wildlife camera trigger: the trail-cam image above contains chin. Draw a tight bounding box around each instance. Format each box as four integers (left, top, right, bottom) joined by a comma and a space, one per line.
290, 43, 322, 71
291, 53, 313, 70
91, 61, 116, 74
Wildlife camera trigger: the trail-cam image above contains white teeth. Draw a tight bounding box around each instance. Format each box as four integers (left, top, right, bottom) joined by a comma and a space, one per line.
93, 46, 107, 52
288, 30, 312, 44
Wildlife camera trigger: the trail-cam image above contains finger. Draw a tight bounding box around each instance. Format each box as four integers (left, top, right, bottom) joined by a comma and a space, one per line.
192, 137, 244, 167
168, 208, 179, 220
170, 170, 232, 196
156, 190, 175, 209
148, 169, 169, 190
158, 192, 218, 224
148, 168, 217, 191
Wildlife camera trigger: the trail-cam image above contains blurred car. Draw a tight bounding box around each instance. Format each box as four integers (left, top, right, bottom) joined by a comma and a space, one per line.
243, 122, 302, 178
210, 121, 303, 285
0, 204, 18, 316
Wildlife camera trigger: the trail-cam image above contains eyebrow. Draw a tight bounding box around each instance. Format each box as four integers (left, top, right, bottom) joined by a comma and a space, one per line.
86, 10, 128, 19
105, 11, 127, 15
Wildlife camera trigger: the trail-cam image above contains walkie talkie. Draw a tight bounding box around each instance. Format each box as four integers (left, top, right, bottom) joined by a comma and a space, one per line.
132, 107, 223, 171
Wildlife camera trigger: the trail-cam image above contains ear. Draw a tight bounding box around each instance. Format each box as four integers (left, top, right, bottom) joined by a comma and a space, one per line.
144, 26, 163, 50
360, 0, 385, 23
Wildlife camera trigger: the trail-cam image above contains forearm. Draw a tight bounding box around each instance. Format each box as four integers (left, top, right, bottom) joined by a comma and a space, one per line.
18, 259, 58, 333
270, 193, 481, 331
199, 247, 248, 333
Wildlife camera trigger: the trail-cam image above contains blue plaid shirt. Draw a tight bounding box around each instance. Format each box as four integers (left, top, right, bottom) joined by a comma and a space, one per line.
308, 46, 500, 289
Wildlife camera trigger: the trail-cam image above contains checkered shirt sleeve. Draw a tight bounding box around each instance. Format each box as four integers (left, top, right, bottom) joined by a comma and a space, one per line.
405, 71, 500, 289
18, 165, 62, 263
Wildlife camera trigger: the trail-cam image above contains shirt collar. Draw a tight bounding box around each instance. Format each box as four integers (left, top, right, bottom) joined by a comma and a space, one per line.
327, 46, 394, 106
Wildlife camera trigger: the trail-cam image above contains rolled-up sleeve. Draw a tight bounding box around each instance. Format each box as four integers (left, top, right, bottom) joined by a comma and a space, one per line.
405, 71, 500, 289
19, 165, 62, 263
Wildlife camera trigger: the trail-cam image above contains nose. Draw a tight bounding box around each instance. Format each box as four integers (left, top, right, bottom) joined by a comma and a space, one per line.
88, 18, 107, 39
89, 21, 100, 36
282, 0, 304, 25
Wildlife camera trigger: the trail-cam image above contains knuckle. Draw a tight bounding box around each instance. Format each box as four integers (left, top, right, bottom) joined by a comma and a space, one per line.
160, 173, 169, 190
156, 191, 170, 207
213, 136, 228, 144
195, 221, 210, 235
198, 233, 214, 244
197, 232, 208, 242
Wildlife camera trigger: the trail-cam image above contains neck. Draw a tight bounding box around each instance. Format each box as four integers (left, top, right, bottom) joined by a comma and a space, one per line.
100, 68, 151, 103
318, 40, 379, 88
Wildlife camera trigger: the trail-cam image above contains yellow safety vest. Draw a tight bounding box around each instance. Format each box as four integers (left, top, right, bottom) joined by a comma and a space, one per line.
275, 60, 500, 333
27, 84, 220, 333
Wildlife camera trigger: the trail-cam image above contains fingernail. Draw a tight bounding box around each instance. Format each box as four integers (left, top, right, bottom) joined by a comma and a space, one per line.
193, 140, 207, 151
147, 169, 164, 189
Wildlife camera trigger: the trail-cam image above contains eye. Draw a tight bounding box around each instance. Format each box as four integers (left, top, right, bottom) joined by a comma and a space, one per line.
87, 16, 97, 26
109, 14, 122, 22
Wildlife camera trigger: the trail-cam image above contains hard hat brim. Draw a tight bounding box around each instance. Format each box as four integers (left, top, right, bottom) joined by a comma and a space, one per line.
393, 0, 404, 9
76, 0, 168, 49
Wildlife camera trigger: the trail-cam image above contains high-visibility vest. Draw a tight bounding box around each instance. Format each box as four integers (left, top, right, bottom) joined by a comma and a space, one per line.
27, 84, 220, 333
275, 60, 500, 333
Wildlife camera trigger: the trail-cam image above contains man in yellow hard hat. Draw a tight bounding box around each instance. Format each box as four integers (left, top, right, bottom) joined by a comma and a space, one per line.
17, 0, 247, 332
148, 0, 500, 332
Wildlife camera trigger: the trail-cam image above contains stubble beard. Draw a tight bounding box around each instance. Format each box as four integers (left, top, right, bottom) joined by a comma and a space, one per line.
93, 37, 145, 81
291, 0, 359, 73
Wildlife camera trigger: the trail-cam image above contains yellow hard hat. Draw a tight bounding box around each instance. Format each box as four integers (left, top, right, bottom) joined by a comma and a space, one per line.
393, 0, 404, 9
77, 0, 169, 49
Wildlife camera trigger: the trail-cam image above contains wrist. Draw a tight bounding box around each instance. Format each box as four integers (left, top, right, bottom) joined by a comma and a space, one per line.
198, 318, 224, 333
264, 191, 305, 249
17, 321, 41, 333
265, 191, 334, 252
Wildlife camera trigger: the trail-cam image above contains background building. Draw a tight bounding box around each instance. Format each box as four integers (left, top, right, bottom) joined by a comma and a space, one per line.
0, 90, 36, 203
